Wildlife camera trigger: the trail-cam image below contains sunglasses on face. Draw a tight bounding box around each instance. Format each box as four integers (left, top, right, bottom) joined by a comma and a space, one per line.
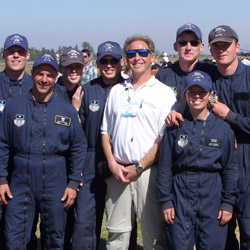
99, 58, 119, 65
83, 55, 88, 58
126, 49, 152, 59
177, 40, 201, 47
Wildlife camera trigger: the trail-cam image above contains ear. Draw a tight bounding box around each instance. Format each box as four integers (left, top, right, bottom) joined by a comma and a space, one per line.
2, 50, 5, 59
174, 42, 178, 52
120, 58, 124, 67
210, 47, 214, 58
150, 53, 155, 64
208, 91, 212, 102
199, 42, 205, 53
26, 50, 30, 60
96, 60, 100, 68
236, 42, 241, 53
183, 91, 187, 100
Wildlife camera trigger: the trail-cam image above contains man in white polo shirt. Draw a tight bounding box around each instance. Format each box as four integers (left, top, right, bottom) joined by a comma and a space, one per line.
101, 35, 176, 250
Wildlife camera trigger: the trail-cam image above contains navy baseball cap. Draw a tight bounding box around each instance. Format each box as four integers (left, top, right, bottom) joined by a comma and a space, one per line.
97, 41, 122, 61
60, 48, 84, 67
184, 70, 212, 93
209, 25, 238, 45
176, 23, 202, 41
33, 54, 58, 72
4, 34, 28, 51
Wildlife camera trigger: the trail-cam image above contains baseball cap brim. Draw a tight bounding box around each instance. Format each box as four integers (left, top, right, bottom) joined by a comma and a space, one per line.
5, 44, 28, 51
184, 83, 210, 93
60, 60, 85, 67
97, 52, 122, 61
209, 37, 234, 46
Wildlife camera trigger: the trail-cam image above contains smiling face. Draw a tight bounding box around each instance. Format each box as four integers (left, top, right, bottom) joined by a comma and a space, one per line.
32, 64, 58, 102
174, 32, 204, 64
185, 85, 211, 118
2, 45, 30, 73
126, 40, 155, 80
96, 55, 123, 85
60, 63, 84, 89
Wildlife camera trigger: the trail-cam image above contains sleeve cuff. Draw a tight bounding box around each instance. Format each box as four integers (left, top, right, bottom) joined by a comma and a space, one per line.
0, 177, 8, 185
220, 202, 233, 213
225, 110, 237, 123
162, 200, 174, 210
67, 180, 80, 191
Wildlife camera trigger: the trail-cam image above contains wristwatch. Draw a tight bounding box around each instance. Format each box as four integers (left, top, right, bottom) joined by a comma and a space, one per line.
134, 161, 144, 173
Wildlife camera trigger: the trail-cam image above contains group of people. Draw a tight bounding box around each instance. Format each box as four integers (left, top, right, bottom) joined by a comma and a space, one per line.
0, 22, 249, 250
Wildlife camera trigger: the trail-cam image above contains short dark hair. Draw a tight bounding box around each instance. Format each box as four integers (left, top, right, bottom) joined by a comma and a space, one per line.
81, 49, 90, 57
151, 63, 160, 70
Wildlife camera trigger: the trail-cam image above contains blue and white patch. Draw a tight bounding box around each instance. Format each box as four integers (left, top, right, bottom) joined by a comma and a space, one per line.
210, 90, 218, 103
14, 114, 25, 127
54, 115, 71, 126
0, 100, 6, 113
103, 42, 114, 52
89, 100, 100, 112
170, 86, 177, 97
178, 134, 188, 148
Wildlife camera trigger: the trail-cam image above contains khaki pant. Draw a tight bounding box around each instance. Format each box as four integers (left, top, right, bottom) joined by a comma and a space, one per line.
105, 165, 166, 250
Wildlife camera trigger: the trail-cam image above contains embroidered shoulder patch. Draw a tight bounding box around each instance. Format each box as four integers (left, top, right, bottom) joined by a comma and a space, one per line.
54, 115, 71, 126
14, 114, 25, 127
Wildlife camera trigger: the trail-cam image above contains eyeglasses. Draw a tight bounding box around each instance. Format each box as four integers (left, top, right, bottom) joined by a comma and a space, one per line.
83, 55, 88, 58
126, 49, 152, 59
99, 58, 119, 65
177, 40, 201, 47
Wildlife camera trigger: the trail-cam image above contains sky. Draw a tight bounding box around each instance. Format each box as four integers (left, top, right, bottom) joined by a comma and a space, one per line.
1, 0, 250, 55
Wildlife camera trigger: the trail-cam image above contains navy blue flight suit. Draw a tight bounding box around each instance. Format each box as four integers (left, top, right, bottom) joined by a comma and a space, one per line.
54, 77, 82, 250
72, 76, 121, 250
157, 111, 238, 250
0, 92, 87, 250
0, 71, 33, 250
211, 61, 250, 250
55, 75, 137, 250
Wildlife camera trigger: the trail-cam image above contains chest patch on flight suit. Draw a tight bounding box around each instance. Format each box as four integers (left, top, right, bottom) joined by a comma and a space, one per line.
205, 137, 221, 148
234, 93, 249, 101
0, 100, 6, 113
178, 134, 188, 148
210, 90, 218, 103
54, 115, 71, 127
89, 100, 100, 112
14, 114, 25, 127
170, 86, 177, 97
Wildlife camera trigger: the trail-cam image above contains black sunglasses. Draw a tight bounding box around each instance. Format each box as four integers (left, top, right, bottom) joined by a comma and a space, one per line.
177, 40, 201, 47
99, 58, 119, 65
126, 49, 152, 59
